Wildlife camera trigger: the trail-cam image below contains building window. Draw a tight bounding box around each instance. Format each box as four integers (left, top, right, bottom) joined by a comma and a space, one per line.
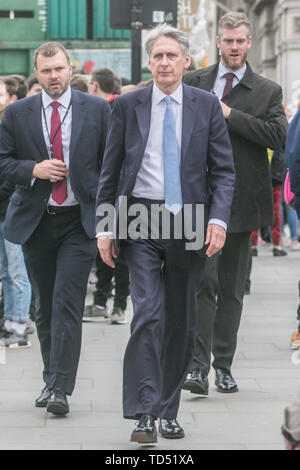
0, 10, 34, 19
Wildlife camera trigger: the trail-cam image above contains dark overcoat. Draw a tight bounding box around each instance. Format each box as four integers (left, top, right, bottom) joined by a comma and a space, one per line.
184, 62, 288, 232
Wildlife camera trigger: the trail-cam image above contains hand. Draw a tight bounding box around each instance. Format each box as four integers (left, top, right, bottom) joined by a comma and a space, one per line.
220, 101, 232, 119
32, 159, 69, 181
97, 236, 117, 268
205, 224, 226, 258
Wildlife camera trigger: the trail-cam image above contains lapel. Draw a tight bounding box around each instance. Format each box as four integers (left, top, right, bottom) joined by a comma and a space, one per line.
221, 62, 253, 103
69, 90, 87, 160
181, 83, 198, 164
135, 85, 152, 153
27, 94, 48, 160
196, 62, 219, 92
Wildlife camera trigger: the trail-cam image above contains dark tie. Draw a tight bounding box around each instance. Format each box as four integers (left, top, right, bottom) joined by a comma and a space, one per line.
222, 72, 235, 103
51, 102, 67, 205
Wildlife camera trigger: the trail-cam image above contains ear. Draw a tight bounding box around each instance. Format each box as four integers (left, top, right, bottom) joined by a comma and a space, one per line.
184, 55, 191, 70
248, 35, 252, 49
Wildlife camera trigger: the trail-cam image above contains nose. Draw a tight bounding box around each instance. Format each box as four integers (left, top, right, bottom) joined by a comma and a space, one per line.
50, 69, 58, 79
160, 54, 169, 66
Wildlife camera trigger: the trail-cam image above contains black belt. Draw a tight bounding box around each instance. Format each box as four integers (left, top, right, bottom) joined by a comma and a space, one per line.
47, 204, 80, 215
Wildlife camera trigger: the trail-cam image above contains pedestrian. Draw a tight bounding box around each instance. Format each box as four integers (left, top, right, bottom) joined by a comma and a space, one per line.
87, 67, 130, 324
281, 382, 300, 450
286, 107, 300, 349
0, 42, 111, 416
26, 74, 42, 97
96, 24, 235, 443
0, 76, 33, 348
183, 11, 288, 396
251, 147, 288, 257
83, 68, 129, 325
70, 74, 89, 93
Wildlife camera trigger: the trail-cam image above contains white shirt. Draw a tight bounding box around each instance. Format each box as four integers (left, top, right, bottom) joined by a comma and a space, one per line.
213, 62, 247, 100
41, 86, 78, 206
132, 83, 182, 199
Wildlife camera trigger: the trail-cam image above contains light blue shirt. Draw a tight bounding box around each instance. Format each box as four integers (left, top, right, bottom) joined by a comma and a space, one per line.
213, 62, 247, 100
41, 86, 78, 206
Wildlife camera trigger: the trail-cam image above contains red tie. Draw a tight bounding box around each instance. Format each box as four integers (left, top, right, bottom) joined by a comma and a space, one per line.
222, 72, 235, 104
51, 102, 67, 205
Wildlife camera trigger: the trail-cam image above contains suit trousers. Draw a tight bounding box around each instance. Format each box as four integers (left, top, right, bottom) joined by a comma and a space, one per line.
191, 231, 251, 374
93, 252, 129, 311
121, 198, 206, 420
22, 208, 97, 395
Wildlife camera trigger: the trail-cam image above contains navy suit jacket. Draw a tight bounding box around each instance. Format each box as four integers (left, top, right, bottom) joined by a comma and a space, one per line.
286, 109, 300, 218
0, 89, 111, 244
96, 83, 235, 251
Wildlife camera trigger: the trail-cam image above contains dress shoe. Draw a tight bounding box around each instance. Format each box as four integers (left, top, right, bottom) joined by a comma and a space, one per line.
130, 414, 157, 444
182, 369, 209, 395
46, 389, 69, 416
35, 385, 52, 408
215, 368, 238, 393
159, 419, 185, 439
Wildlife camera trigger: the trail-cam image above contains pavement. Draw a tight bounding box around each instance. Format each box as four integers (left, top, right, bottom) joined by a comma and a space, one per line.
0, 242, 300, 450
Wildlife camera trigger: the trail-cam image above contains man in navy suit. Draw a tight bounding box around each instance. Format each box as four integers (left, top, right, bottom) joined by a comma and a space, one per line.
96, 24, 235, 443
0, 42, 111, 415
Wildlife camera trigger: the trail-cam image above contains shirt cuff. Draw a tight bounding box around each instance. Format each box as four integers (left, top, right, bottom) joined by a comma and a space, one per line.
208, 219, 227, 231
96, 232, 114, 238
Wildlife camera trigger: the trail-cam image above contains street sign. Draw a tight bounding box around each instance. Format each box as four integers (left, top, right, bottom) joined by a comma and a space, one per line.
110, 0, 178, 29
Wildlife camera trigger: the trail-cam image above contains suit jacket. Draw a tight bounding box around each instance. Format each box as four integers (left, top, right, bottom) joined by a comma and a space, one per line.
184, 62, 288, 233
0, 90, 111, 244
96, 83, 235, 252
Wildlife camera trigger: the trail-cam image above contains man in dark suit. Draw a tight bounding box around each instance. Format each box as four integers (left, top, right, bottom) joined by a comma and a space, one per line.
0, 42, 111, 415
183, 12, 288, 396
96, 24, 235, 443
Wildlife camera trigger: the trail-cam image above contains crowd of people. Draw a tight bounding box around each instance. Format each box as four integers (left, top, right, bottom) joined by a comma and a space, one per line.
0, 10, 299, 448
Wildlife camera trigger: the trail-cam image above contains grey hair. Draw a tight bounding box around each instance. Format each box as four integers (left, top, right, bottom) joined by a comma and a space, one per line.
145, 24, 190, 57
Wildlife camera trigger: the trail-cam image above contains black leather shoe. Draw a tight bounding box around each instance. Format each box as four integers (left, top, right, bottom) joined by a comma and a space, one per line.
183, 369, 209, 395
130, 414, 157, 444
46, 389, 69, 416
159, 419, 185, 439
35, 385, 52, 408
215, 368, 238, 393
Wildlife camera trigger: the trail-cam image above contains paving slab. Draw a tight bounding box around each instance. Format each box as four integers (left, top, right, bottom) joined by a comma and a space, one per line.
0, 243, 299, 450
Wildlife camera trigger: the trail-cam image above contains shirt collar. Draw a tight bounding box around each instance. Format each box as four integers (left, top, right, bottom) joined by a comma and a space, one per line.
218, 61, 247, 82
42, 86, 72, 109
153, 82, 183, 105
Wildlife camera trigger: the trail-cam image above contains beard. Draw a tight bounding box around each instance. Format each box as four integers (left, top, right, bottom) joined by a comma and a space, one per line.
42, 79, 70, 99
221, 51, 247, 71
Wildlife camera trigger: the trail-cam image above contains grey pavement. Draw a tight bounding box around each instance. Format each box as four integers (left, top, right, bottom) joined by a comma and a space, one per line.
0, 243, 300, 450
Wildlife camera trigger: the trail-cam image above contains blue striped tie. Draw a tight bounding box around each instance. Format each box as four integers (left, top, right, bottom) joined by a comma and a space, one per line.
163, 96, 183, 215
